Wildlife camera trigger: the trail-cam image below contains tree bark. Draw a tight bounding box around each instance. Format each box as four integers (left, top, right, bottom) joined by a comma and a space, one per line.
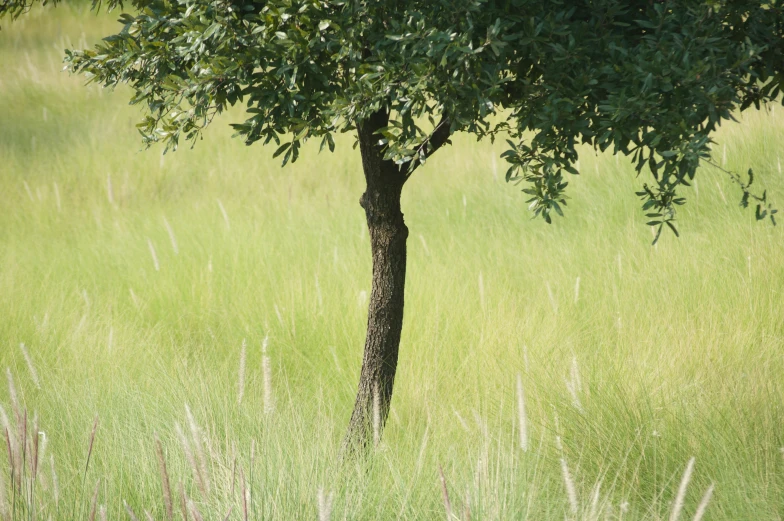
343, 109, 409, 452
342, 110, 452, 454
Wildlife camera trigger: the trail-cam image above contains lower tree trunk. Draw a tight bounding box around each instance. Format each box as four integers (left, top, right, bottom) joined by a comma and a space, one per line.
343, 110, 408, 453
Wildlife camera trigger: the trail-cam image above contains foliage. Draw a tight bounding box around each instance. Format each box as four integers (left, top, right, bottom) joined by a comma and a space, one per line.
1, 1, 782, 234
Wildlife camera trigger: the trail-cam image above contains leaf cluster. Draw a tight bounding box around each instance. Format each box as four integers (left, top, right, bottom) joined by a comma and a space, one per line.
2, 0, 782, 235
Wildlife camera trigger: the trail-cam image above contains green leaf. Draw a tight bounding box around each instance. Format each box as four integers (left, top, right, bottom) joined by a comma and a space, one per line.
272, 142, 291, 158
294, 126, 309, 141
665, 221, 680, 237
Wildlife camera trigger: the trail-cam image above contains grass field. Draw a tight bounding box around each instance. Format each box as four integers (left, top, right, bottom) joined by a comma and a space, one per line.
1, 5, 784, 520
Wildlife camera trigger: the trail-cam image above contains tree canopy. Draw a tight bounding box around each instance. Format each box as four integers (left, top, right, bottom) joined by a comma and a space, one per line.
3, 0, 781, 237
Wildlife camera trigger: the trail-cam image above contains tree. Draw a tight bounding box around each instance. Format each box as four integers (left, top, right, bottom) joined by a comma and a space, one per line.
2, 0, 781, 451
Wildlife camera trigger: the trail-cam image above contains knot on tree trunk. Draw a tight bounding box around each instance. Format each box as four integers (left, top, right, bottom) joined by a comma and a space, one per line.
360, 190, 408, 234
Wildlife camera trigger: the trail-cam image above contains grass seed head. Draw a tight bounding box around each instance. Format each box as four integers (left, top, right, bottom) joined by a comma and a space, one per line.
5, 370, 20, 422
216, 199, 230, 230
89, 479, 101, 521
262, 337, 274, 415
372, 382, 381, 448
154, 435, 173, 520
250, 438, 256, 471
4, 429, 15, 491
31, 413, 39, 479
23, 181, 34, 202
184, 404, 210, 495
0, 406, 15, 471
241, 468, 248, 521
516, 373, 528, 452
176, 422, 206, 497
588, 480, 602, 521
124, 500, 140, 521
238, 339, 247, 406
187, 499, 204, 521
37, 430, 47, 472
692, 483, 714, 521
163, 216, 179, 254
53, 181, 61, 212
438, 465, 452, 521
19, 344, 40, 389
0, 459, 7, 521
50, 455, 59, 505
178, 481, 188, 521
107, 174, 114, 206
560, 457, 579, 515
147, 238, 160, 272
669, 457, 696, 521
19, 410, 27, 479
317, 487, 334, 521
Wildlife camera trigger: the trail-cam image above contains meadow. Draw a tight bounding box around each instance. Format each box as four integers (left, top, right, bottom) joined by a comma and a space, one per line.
1, 5, 783, 520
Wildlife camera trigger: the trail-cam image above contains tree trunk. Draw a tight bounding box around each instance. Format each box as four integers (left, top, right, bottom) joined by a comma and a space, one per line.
343, 109, 408, 453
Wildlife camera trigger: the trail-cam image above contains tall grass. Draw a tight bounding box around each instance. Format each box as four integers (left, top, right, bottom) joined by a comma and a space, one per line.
1, 4, 783, 520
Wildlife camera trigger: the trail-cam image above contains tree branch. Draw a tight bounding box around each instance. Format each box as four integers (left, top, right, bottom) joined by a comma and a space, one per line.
403, 115, 452, 181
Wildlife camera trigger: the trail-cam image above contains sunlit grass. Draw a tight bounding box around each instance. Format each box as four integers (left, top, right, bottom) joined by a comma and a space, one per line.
1, 6, 783, 520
